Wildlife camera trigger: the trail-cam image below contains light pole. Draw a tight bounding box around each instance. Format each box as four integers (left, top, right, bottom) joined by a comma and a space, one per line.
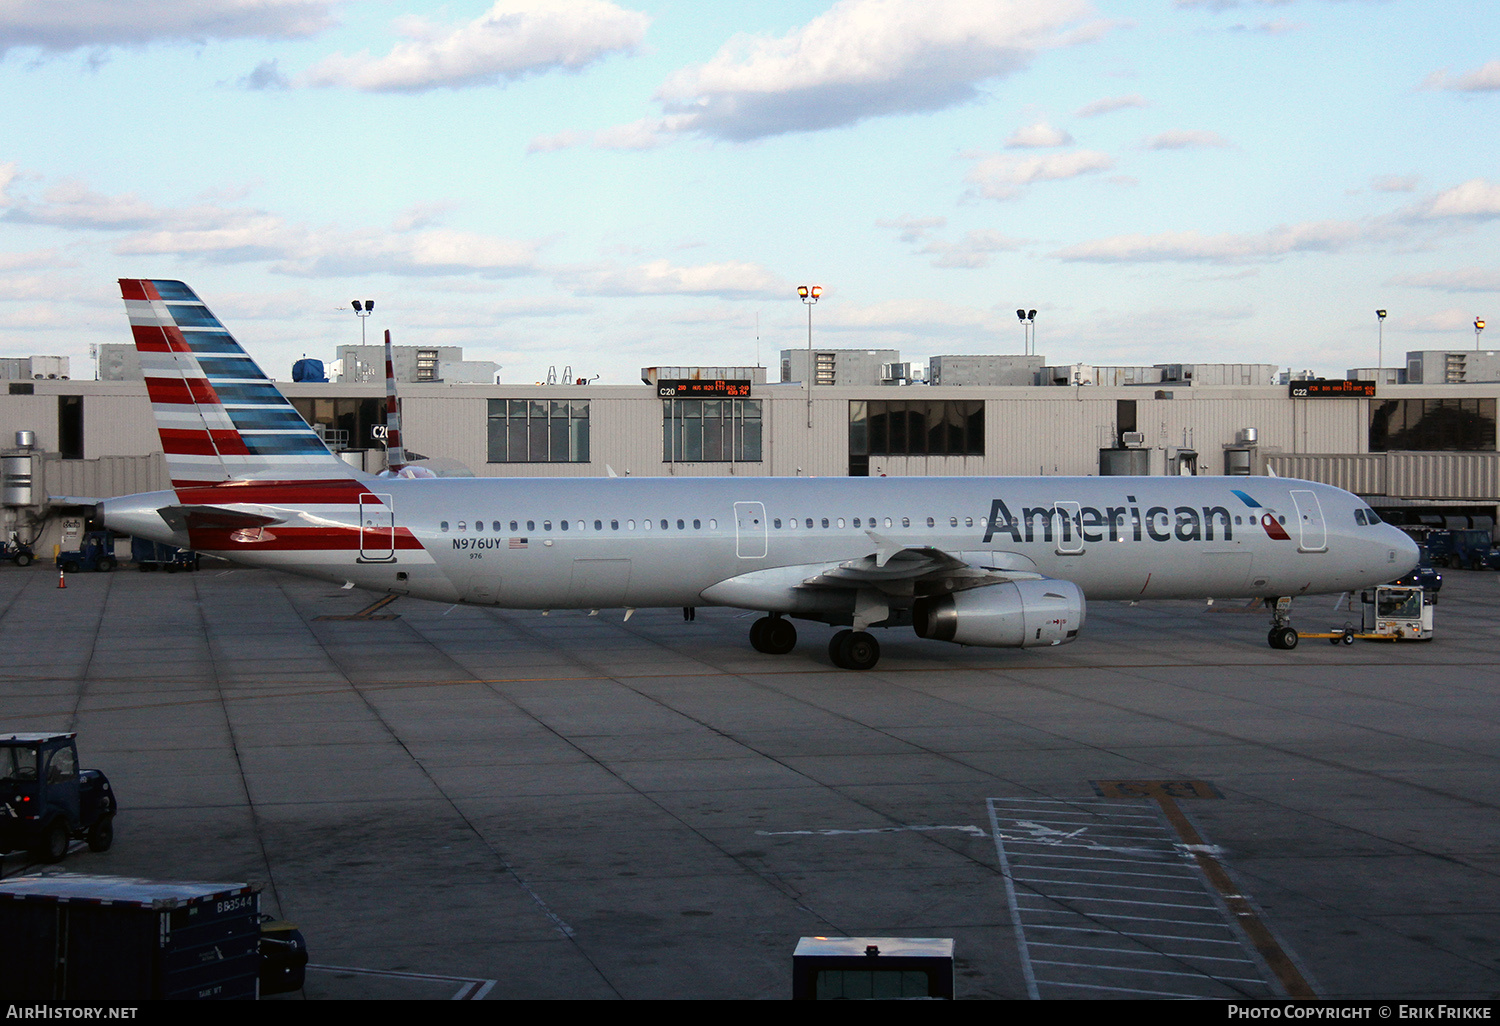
351, 299, 374, 347
1376, 309, 1386, 383
1015, 309, 1036, 355
1477, 317, 1487, 352
798, 285, 821, 427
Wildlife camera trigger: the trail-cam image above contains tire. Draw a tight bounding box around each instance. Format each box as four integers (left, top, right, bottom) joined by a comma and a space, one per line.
33, 818, 69, 863
828, 629, 854, 668
840, 631, 881, 670
1342, 631, 1356, 646
762, 618, 797, 655
749, 616, 770, 652
97, 557, 115, 572
87, 815, 114, 853
1279, 627, 1299, 650
164, 563, 177, 574
14, 553, 31, 568
62, 561, 79, 574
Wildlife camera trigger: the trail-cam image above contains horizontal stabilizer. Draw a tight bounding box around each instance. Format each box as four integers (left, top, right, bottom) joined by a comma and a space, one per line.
157, 504, 284, 534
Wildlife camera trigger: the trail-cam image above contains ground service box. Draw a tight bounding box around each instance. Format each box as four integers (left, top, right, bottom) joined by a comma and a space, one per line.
0, 873, 260, 1000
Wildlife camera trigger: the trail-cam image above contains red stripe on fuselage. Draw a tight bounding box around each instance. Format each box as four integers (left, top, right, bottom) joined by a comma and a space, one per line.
186, 525, 424, 552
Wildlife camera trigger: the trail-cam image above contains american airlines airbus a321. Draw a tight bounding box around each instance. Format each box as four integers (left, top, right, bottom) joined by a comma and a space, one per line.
99, 280, 1419, 670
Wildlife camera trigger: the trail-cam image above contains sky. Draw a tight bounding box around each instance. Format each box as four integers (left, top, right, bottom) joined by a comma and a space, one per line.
0, 0, 1497, 386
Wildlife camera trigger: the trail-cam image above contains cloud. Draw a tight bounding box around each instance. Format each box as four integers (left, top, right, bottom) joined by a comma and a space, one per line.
1405, 179, 1500, 221
634, 0, 1100, 143
0, 163, 17, 206
1075, 94, 1146, 118
1141, 129, 1230, 150
1007, 122, 1073, 148
240, 59, 290, 90
876, 215, 947, 244
1053, 219, 1379, 265
1388, 268, 1500, 293
922, 230, 1024, 268
965, 149, 1114, 199
301, 0, 649, 92
1421, 60, 1500, 92
0, 0, 336, 54
1371, 174, 1419, 193
565, 259, 783, 298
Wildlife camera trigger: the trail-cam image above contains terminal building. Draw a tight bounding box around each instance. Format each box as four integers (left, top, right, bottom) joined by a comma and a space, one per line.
3, 346, 1498, 552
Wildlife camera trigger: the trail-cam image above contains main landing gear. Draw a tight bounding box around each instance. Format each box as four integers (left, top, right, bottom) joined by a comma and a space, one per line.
829, 629, 880, 671
1267, 596, 1298, 650
749, 614, 797, 655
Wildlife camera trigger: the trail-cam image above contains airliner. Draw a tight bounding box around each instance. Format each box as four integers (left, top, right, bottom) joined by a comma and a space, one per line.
98, 280, 1419, 669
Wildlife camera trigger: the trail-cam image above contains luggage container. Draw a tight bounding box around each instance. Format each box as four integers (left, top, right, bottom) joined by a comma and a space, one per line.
0, 874, 261, 1000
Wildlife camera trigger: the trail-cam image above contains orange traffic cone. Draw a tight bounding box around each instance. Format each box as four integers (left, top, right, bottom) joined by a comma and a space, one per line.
57, 567, 66, 589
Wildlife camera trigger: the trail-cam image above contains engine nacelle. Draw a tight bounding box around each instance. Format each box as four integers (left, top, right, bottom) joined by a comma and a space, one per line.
912, 579, 1086, 648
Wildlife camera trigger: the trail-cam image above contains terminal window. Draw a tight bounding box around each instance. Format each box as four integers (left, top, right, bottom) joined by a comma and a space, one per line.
1369, 398, 1496, 452
663, 398, 763, 462
487, 399, 590, 463
849, 399, 984, 457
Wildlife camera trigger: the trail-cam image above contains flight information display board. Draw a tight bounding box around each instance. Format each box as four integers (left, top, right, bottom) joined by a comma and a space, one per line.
656, 379, 753, 397
1288, 380, 1376, 398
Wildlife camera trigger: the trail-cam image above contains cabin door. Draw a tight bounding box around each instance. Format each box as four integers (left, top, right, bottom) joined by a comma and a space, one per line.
359, 492, 396, 562
734, 501, 768, 559
1290, 489, 1327, 553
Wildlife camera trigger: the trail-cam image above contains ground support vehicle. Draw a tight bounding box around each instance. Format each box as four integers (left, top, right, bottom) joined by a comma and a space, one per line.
1424, 528, 1494, 569
1297, 585, 1434, 645
56, 530, 117, 573
0, 874, 263, 999
1, 538, 33, 566
132, 536, 200, 572
0, 732, 116, 862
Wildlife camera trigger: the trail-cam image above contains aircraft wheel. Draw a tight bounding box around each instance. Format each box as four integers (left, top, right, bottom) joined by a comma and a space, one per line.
840, 631, 881, 670
1267, 626, 1299, 650
761, 617, 797, 655
749, 616, 771, 653
828, 629, 853, 668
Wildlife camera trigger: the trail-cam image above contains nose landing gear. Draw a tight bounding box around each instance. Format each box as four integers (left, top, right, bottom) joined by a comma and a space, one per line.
1267, 597, 1298, 649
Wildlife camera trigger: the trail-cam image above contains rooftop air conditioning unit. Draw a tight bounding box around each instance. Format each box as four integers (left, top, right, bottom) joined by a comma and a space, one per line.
1122, 432, 1146, 448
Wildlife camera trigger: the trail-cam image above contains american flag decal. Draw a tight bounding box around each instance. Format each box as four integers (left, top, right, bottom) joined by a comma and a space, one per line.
509, 538, 528, 549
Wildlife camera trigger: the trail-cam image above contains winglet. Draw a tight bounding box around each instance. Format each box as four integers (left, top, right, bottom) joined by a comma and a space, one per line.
864, 529, 905, 567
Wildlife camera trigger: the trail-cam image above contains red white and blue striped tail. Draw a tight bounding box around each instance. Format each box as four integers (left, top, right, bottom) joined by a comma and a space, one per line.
119, 279, 362, 488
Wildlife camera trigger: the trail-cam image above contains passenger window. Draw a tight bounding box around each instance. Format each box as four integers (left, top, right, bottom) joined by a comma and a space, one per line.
661, 519, 669, 530
853, 518, 861, 528
475, 521, 484, 531
949, 517, 958, 528
788, 518, 797, 529
709, 519, 717, 529
544, 521, 553, 531
773, 519, 782, 529
885, 518, 893, 528
440, 521, 449, 532
965, 517, 974, 528
806, 519, 814, 529
676, 519, 684, 530
527, 520, 535, 531
821, 518, 829, 529
611, 520, 619, 530
559, 520, 568, 531
595, 520, 602, 531
927, 517, 935, 528
643, 519, 651, 530
627, 519, 635, 529
837, 518, 846, 529
510, 520, 518, 531
493, 521, 501, 532
693, 519, 701, 529
458, 521, 467, 531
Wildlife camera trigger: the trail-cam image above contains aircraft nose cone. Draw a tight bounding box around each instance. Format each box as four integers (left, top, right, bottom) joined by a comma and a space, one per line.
1393, 527, 1420, 576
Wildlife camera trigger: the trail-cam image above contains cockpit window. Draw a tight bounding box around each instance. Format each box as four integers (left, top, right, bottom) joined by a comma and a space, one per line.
1355, 509, 1367, 526
1366, 508, 1382, 524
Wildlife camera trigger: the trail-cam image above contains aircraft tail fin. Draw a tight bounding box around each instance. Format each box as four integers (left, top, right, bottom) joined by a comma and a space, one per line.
119, 279, 361, 489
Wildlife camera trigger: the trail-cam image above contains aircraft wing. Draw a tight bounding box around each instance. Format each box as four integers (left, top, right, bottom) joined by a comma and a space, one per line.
157, 505, 284, 533
701, 530, 1044, 629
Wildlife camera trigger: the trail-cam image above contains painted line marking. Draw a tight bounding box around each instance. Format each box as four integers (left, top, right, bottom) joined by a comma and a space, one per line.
306, 963, 497, 1000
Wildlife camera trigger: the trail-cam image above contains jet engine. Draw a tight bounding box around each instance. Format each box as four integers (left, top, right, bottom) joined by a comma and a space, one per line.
912, 579, 1086, 648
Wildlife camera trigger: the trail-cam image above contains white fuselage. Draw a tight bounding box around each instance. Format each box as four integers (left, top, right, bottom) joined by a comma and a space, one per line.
103, 475, 1419, 613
